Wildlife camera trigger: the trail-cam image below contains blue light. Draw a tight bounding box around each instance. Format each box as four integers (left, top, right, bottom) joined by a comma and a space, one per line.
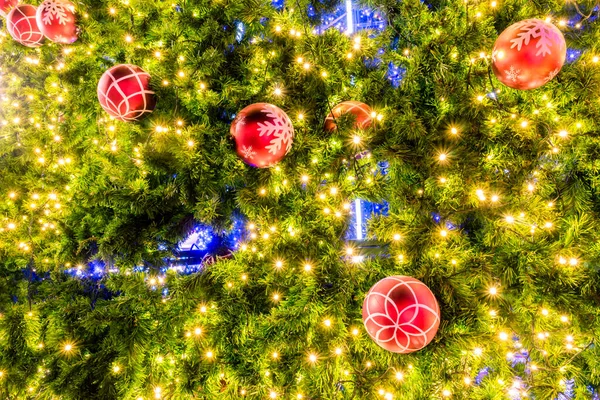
386, 62, 405, 88
346, 199, 389, 241
271, 0, 284, 10
566, 48, 582, 64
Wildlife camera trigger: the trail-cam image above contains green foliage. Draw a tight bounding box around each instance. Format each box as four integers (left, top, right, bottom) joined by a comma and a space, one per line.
1, 0, 600, 399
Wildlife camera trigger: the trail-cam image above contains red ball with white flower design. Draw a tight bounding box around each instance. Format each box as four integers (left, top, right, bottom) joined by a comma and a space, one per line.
6, 5, 44, 48
324, 101, 373, 132
231, 103, 294, 168
363, 276, 440, 354
97, 64, 156, 122
36, 0, 78, 44
492, 19, 566, 90
0, 0, 19, 18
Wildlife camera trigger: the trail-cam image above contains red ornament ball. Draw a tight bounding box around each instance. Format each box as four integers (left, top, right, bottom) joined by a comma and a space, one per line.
363, 276, 440, 354
492, 19, 566, 90
231, 103, 294, 168
36, 0, 78, 44
324, 101, 373, 132
0, 0, 18, 17
97, 64, 156, 122
6, 5, 44, 48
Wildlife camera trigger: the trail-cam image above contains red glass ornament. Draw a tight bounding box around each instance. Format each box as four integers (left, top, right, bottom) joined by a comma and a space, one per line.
36, 0, 78, 44
363, 276, 440, 354
97, 64, 156, 122
0, 0, 18, 17
6, 5, 44, 48
492, 19, 566, 90
231, 103, 294, 168
324, 101, 373, 132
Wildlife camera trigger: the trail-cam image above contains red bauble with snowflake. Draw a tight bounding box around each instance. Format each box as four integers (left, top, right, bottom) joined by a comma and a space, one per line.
324, 101, 373, 132
36, 0, 78, 44
97, 64, 156, 122
6, 5, 44, 48
231, 103, 294, 168
0, 0, 18, 17
492, 19, 566, 90
363, 276, 440, 354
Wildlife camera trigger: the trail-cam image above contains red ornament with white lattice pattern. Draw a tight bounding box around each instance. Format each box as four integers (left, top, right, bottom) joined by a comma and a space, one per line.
492, 19, 566, 90
36, 0, 78, 44
97, 64, 156, 122
231, 103, 294, 168
363, 276, 440, 354
324, 101, 373, 132
6, 5, 44, 48
0, 0, 18, 17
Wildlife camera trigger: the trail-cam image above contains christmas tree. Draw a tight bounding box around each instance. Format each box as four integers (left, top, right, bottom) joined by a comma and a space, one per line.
1, 0, 599, 399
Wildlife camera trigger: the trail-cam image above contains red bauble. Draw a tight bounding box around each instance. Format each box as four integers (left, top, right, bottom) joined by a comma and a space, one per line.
6, 5, 44, 48
492, 19, 566, 90
0, 0, 18, 17
231, 103, 294, 168
97, 64, 156, 122
36, 0, 78, 44
324, 101, 373, 132
363, 276, 440, 354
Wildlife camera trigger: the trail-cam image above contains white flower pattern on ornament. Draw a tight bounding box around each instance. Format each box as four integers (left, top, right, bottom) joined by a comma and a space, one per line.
509, 19, 560, 57
363, 277, 440, 353
504, 65, 522, 82
257, 106, 294, 155
241, 145, 256, 160
41, 0, 72, 25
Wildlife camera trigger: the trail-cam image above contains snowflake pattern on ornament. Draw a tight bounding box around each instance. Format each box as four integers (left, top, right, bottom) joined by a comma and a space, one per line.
241, 145, 256, 160
544, 68, 560, 83
509, 19, 560, 57
257, 105, 294, 155
504, 65, 522, 82
41, 0, 73, 25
